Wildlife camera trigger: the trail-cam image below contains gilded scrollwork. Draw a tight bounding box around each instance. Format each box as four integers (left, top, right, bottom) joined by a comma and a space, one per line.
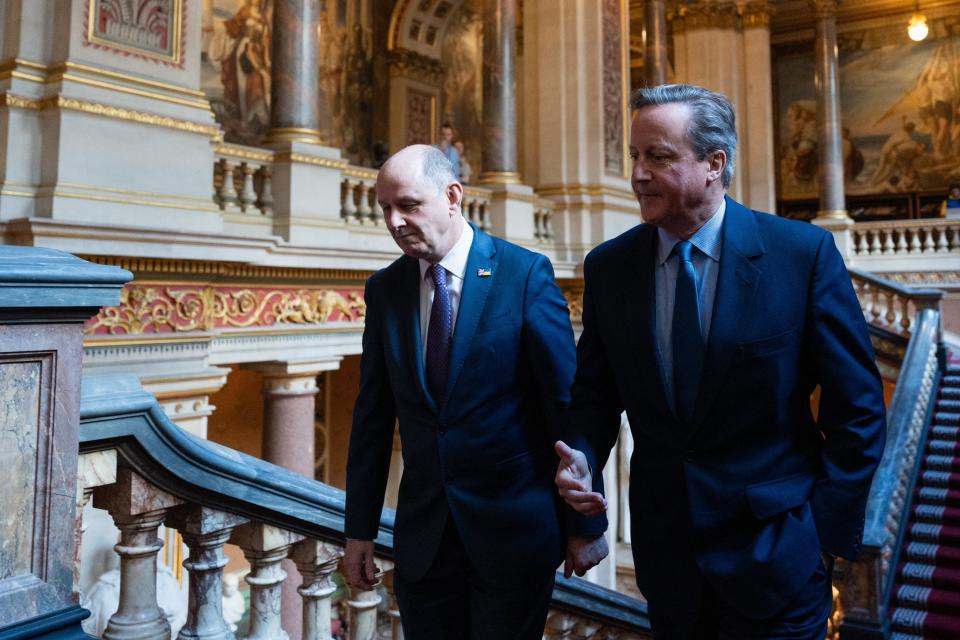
86, 284, 366, 335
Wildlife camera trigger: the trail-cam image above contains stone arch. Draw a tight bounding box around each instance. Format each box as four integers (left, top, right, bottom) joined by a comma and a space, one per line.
388, 0, 467, 59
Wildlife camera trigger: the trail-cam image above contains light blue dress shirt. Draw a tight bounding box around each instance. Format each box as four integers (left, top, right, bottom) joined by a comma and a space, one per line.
654, 200, 725, 408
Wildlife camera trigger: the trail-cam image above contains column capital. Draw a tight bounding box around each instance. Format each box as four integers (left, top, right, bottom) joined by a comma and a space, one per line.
387, 48, 444, 85
670, 2, 738, 33
809, 0, 840, 20
243, 358, 342, 378
741, 1, 774, 29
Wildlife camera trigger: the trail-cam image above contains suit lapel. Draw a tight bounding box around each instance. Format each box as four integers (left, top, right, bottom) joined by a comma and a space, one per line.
442, 226, 497, 413
402, 256, 436, 413
690, 197, 764, 437
627, 225, 674, 420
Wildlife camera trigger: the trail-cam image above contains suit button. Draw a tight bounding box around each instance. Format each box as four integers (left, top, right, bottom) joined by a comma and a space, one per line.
438, 423, 447, 435
684, 450, 695, 462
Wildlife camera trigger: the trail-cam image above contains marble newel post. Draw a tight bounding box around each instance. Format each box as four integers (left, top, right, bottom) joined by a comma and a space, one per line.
244, 359, 341, 640
478, 0, 540, 246
644, 0, 669, 86
266, 0, 323, 144
811, 0, 851, 225
0, 248, 129, 639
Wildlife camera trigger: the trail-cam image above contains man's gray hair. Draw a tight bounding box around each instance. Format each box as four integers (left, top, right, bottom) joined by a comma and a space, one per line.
421, 145, 458, 193
631, 84, 737, 187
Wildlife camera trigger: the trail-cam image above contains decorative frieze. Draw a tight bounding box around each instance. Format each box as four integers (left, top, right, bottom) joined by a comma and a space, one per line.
86, 284, 366, 335
387, 48, 444, 85
669, 1, 771, 33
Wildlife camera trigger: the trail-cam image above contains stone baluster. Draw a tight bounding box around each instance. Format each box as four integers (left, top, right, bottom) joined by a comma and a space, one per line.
896, 229, 908, 254
544, 611, 576, 639
572, 618, 604, 639
166, 506, 249, 640
342, 180, 358, 222
885, 291, 897, 327
290, 540, 343, 640
258, 166, 274, 216
882, 229, 895, 254
356, 182, 371, 224
218, 160, 239, 210
909, 228, 922, 253
869, 230, 881, 255
900, 297, 912, 334
923, 227, 936, 252
370, 197, 383, 225
950, 226, 960, 250
377, 560, 402, 640
346, 581, 381, 640
870, 285, 882, 324
544, 210, 554, 241
937, 226, 949, 252
75, 449, 118, 596
232, 523, 305, 640
92, 468, 185, 640
239, 163, 258, 213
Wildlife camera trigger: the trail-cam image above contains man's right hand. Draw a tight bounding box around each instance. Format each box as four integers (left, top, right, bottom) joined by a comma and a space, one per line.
555, 440, 607, 517
344, 539, 380, 591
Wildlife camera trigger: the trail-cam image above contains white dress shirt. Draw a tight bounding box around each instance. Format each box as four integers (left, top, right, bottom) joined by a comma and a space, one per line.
419, 220, 474, 360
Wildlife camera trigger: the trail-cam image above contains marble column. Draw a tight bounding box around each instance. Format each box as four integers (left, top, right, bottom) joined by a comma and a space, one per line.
643, 0, 669, 86
266, 0, 323, 144
244, 360, 339, 640
479, 0, 520, 184
811, 0, 851, 223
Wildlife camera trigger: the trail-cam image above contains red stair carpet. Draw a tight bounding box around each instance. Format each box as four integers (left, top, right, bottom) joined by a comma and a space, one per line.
890, 358, 960, 638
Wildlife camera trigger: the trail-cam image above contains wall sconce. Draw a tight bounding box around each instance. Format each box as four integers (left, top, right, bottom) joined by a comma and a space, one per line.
907, 3, 929, 42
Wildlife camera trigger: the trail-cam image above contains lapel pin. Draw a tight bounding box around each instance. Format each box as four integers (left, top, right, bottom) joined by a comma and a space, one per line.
477, 268, 492, 277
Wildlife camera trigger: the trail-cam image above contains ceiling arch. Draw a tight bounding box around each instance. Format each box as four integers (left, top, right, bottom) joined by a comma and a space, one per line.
388, 0, 468, 59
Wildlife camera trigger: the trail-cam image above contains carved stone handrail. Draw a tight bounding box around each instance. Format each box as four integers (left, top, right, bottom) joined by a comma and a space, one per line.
849, 268, 943, 338
462, 185, 493, 232
78, 374, 652, 638
837, 308, 942, 636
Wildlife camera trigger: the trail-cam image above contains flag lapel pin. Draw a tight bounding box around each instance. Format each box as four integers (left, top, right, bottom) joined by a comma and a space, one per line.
477, 268, 492, 277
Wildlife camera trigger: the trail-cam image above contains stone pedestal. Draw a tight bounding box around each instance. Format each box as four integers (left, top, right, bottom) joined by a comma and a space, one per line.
0, 247, 129, 639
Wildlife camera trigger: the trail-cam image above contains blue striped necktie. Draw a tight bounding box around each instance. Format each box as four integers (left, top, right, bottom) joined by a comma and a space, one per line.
672, 240, 704, 424
426, 264, 452, 404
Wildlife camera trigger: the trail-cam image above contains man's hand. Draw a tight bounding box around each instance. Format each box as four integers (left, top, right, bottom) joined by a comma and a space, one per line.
555, 440, 607, 516
344, 539, 381, 591
563, 535, 610, 578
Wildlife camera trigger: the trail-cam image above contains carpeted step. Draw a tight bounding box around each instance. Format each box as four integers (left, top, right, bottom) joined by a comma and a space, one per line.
936, 400, 960, 414
931, 425, 960, 440
899, 562, 960, 591
919, 470, 960, 490
942, 374, 960, 387
923, 455, 960, 473
934, 411, 960, 426
903, 542, 960, 569
927, 440, 960, 457
891, 606, 960, 638
908, 523, 960, 547
916, 486, 960, 508
940, 387, 960, 400
911, 504, 960, 526
895, 583, 960, 616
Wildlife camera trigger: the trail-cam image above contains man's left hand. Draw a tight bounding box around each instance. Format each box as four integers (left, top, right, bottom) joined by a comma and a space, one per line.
563, 535, 610, 578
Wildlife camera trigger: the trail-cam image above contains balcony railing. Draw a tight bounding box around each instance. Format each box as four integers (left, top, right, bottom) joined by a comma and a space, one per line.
851, 218, 960, 258
77, 374, 651, 639
849, 268, 943, 338
213, 143, 275, 217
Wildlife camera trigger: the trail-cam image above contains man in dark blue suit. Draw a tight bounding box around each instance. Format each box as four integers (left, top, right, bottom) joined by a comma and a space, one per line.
344, 145, 592, 639
556, 84, 886, 638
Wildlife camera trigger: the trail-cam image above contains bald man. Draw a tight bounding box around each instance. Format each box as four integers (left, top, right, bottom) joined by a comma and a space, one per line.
343, 146, 598, 639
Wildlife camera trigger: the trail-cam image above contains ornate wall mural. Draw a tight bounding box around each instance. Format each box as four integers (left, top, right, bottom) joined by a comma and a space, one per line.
201, 0, 374, 162
440, 0, 482, 181
85, 0, 184, 66
776, 16, 960, 201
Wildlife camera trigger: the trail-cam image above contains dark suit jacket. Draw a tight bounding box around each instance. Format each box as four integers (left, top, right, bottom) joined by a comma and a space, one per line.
567, 197, 886, 620
345, 225, 577, 584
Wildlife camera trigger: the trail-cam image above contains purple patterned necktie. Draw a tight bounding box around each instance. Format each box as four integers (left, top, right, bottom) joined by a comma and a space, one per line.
426, 263, 452, 404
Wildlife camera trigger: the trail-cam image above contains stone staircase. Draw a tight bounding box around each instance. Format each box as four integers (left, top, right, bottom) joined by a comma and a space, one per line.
890, 362, 960, 638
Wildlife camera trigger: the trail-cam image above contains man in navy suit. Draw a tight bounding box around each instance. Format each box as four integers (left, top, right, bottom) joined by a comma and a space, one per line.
344, 145, 594, 639
556, 84, 886, 638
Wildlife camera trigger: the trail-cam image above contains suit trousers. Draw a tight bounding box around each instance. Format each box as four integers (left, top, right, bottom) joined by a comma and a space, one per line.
648, 557, 834, 640
394, 515, 556, 640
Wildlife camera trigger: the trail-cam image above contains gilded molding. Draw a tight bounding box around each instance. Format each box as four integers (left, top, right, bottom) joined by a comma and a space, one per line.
86, 283, 367, 335
387, 48, 444, 84
342, 166, 380, 180
273, 152, 348, 169
884, 272, 960, 287
78, 255, 372, 283
671, 2, 739, 33
1, 92, 220, 137
215, 144, 275, 163
741, 1, 774, 28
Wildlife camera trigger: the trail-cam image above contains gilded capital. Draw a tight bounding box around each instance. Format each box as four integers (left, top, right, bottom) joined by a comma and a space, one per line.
669, 2, 738, 33
809, 0, 840, 20
741, 1, 773, 28
387, 48, 444, 85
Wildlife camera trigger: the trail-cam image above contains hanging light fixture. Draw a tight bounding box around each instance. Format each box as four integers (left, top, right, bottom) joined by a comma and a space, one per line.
908, 2, 929, 42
